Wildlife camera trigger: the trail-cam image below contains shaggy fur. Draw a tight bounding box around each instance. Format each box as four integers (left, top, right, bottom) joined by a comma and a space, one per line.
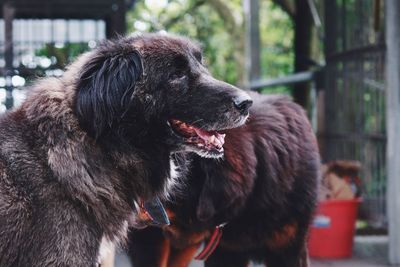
128, 92, 320, 267
0, 33, 251, 266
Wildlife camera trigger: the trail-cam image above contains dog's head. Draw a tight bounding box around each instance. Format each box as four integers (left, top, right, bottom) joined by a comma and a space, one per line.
74, 33, 252, 158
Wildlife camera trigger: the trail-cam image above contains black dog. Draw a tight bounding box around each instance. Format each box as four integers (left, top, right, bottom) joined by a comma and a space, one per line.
0, 33, 251, 266
128, 92, 320, 267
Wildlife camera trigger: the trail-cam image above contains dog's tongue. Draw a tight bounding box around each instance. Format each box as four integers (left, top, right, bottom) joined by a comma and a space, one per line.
194, 128, 226, 149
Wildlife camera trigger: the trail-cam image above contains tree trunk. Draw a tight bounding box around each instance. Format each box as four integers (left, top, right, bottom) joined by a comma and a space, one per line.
293, 0, 313, 109
208, 0, 246, 85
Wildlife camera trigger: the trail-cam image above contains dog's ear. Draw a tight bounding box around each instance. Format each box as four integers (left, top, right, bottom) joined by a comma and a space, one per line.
196, 158, 255, 223
196, 182, 217, 222
196, 162, 222, 222
196, 174, 246, 222
75, 49, 143, 139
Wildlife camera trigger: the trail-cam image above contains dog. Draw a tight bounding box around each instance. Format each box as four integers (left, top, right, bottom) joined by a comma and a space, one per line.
0, 33, 252, 267
128, 92, 320, 267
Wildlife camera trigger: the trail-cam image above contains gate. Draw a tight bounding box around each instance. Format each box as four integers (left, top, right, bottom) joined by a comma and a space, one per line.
322, 0, 386, 228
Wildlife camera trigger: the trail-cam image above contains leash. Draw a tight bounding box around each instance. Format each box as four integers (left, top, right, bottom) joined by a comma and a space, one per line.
194, 222, 227, 261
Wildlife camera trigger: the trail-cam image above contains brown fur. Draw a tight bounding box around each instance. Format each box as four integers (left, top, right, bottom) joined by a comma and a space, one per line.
128, 92, 320, 267
266, 223, 298, 250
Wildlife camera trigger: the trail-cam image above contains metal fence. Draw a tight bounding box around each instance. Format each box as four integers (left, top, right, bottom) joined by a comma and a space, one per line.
0, 19, 106, 110
322, 0, 386, 228
250, 0, 387, 229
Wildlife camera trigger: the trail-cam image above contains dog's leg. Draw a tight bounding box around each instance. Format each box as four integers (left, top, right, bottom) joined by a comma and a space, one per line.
168, 244, 201, 267
265, 243, 309, 267
127, 227, 169, 267
158, 238, 171, 267
297, 245, 310, 267
205, 247, 250, 267
99, 239, 115, 267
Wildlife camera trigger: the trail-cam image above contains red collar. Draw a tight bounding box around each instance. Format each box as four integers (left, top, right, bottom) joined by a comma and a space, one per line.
195, 223, 227, 261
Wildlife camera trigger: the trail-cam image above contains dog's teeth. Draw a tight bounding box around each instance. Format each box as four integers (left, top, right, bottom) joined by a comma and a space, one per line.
216, 138, 223, 147
218, 134, 226, 145
210, 135, 215, 144
212, 136, 219, 144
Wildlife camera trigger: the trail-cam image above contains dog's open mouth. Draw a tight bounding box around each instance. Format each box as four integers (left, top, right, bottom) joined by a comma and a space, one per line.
169, 119, 226, 154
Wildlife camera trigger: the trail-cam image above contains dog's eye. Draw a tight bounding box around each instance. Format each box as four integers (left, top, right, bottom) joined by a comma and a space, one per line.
174, 55, 188, 69
193, 51, 202, 62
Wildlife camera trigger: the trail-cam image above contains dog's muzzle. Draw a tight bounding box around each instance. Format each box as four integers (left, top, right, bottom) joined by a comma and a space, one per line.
233, 93, 253, 115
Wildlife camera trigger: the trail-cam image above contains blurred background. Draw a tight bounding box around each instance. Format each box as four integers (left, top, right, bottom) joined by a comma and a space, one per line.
0, 0, 399, 266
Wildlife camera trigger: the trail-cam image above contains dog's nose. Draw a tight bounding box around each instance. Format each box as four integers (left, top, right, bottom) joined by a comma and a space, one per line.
233, 94, 253, 114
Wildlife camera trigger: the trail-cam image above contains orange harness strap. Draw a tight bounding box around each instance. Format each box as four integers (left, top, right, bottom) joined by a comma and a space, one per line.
194, 223, 226, 261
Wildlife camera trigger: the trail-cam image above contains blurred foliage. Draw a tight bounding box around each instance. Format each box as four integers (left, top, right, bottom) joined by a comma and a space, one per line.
31, 0, 294, 93
35, 43, 89, 68
259, 1, 294, 78
127, 0, 294, 90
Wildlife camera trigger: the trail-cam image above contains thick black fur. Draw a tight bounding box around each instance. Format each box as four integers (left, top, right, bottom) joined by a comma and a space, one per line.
76, 49, 143, 140
128, 92, 320, 267
0, 33, 250, 266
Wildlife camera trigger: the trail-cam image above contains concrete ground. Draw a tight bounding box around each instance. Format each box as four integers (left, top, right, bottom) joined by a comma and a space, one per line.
115, 236, 396, 267
310, 236, 395, 267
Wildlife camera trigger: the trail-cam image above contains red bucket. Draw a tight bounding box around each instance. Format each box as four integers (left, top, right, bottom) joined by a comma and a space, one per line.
308, 199, 361, 258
